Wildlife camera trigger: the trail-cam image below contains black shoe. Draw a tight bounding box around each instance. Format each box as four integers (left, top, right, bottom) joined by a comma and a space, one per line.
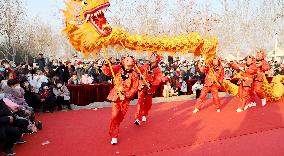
57, 106, 62, 111
3, 148, 16, 156
134, 119, 140, 126
36, 121, 43, 130
23, 129, 33, 134
14, 138, 27, 144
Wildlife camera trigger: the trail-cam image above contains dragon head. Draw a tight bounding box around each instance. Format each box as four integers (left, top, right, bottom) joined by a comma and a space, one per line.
63, 0, 112, 53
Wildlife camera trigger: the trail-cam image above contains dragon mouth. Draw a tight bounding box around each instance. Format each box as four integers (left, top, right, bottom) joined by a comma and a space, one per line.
83, 2, 112, 37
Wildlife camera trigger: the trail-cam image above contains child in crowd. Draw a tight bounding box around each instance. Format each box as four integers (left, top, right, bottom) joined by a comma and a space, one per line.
163, 80, 178, 98
39, 83, 56, 112
192, 80, 203, 99
68, 73, 80, 85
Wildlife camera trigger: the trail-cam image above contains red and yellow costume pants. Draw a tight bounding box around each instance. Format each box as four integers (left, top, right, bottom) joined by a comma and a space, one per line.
109, 99, 130, 138
253, 81, 266, 99
135, 89, 153, 120
194, 84, 220, 110
238, 85, 254, 109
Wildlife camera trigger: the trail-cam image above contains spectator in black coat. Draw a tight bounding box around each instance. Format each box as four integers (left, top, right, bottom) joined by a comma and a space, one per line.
181, 66, 191, 80
88, 64, 101, 83
35, 53, 46, 71
20, 78, 40, 110
58, 62, 66, 84
48, 60, 60, 78
62, 64, 70, 85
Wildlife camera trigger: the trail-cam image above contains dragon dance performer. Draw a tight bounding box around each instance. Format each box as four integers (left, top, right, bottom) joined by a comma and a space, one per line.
134, 52, 163, 125
102, 56, 139, 145
252, 50, 270, 107
230, 55, 258, 112
193, 57, 224, 113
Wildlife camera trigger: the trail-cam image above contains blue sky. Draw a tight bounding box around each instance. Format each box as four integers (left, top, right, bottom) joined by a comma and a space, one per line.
25, 0, 65, 30
24, 0, 223, 31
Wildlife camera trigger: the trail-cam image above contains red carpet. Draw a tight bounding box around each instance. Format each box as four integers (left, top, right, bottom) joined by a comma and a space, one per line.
5, 97, 284, 156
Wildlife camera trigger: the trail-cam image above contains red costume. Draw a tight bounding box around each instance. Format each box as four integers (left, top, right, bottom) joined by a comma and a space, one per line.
230, 55, 258, 111
134, 53, 163, 123
102, 57, 139, 141
194, 58, 224, 112
254, 50, 270, 104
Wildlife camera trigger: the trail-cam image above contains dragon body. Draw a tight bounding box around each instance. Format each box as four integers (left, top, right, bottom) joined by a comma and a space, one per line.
63, 0, 217, 57
63, 0, 284, 101
222, 75, 284, 102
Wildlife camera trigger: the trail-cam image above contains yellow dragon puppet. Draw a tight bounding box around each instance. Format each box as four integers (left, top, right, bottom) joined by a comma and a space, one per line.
63, 0, 217, 55
63, 0, 284, 101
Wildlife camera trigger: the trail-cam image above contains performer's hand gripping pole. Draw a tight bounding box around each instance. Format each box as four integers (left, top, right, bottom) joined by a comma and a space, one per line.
203, 55, 220, 86
102, 46, 122, 97
134, 64, 149, 88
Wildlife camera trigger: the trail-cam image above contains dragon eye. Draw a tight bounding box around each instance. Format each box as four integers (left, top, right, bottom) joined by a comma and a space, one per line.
82, 1, 88, 5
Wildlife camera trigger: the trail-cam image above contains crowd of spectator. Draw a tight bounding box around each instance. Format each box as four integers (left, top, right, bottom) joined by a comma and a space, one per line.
0, 79, 42, 155
1, 54, 284, 102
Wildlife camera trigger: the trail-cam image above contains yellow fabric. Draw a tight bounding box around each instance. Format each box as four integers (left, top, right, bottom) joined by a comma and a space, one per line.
63, 0, 217, 57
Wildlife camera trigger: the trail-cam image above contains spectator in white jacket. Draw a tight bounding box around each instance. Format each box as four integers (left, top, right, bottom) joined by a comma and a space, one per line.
29, 70, 48, 93
80, 74, 93, 84
192, 80, 203, 99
